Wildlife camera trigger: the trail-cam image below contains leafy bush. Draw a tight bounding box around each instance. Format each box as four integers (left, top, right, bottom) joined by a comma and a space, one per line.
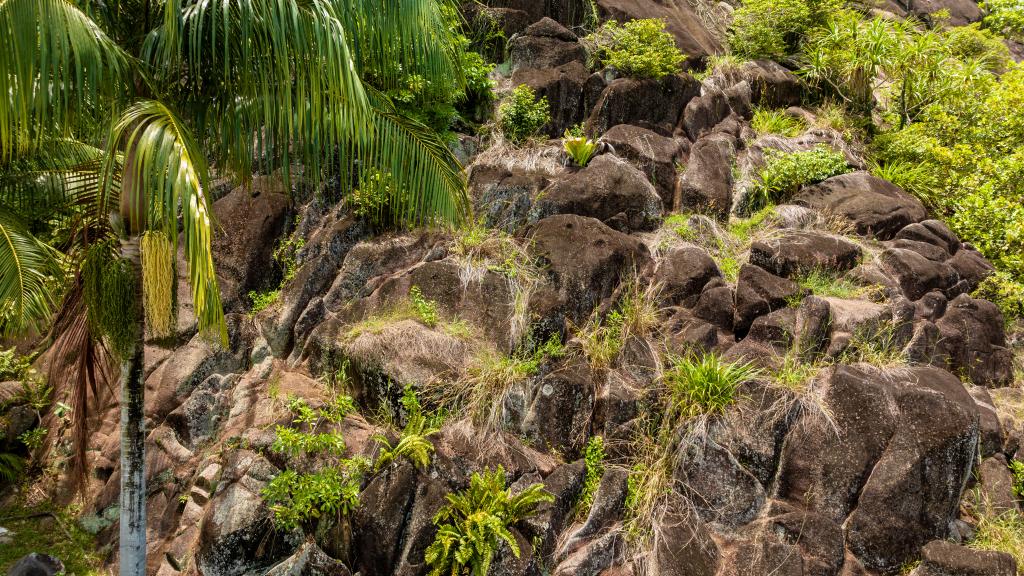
410, 286, 440, 327
0, 348, 31, 382
425, 466, 553, 576
974, 271, 1024, 322
982, 0, 1024, 41
664, 354, 761, 418
1010, 459, 1024, 499
729, 0, 839, 60
350, 168, 408, 227
262, 463, 366, 532
576, 435, 606, 516
751, 107, 806, 136
263, 394, 364, 531
498, 85, 550, 144
749, 145, 850, 210
563, 127, 600, 167
585, 19, 685, 79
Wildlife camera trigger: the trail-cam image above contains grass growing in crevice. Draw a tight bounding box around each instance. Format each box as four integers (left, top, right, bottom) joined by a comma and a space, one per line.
345, 285, 475, 341
622, 353, 761, 547
969, 509, 1024, 569
839, 321, 908, 367
423, 334, 566, 431
574, 280, 663, 370
751, 107, 806, 137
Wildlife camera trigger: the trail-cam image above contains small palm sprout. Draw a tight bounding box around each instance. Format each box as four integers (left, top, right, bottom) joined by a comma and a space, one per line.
425, 466, 553, 576
563, 126, 600, 167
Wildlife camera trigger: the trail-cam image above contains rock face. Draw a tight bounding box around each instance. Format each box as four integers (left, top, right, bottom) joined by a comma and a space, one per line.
55, 8, 1024, 576
794, 172, 927, 239
776, 365, 979, 572
530, 154, 663, 232
586, 74, 700, 136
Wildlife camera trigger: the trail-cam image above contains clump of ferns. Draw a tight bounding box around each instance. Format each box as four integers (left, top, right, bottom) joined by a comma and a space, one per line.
372, 386, 441, 472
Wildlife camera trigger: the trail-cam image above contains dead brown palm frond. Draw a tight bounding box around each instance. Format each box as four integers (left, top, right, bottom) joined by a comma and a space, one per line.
46, 279, 115, 492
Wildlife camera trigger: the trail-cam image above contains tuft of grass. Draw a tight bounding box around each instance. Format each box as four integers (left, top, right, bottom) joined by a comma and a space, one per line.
868, 159, 941, 206
664, 354, 762, 419
575, 280, 662, 369
839, 321, 908, 367
751, 107, 806, 137
970, 509, 1024, 569
772, 353, 823, 394
793, 269, 867, 300
664, 213, 697, 241
717, 255, 741, 282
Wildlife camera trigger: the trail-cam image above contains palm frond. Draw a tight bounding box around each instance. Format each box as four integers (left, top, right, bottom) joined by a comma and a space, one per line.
0, 208, 62, 336
105, 100, 226, 343
364, 105, 469, 226
335, 0, 465, 93
144, 0, 370, 184
0, 0, 129, 160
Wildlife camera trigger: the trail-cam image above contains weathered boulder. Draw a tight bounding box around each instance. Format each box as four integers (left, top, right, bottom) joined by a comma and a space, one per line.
681, 86, 733, 140
674, 439, 766, 527
895, 220, 960, 255
947, 247, 995, 290
978, 454, 1018, 514
211, 179, 291, 312
749, 230, 862, 278
593, 0, 722, 64
909, 539, 1016, 576
266, 541, 352, 576
509, 18, 586, 71
600, 124, 686, 207
518, 461, 586, 558
794, 172, 927, 239
879, 248, 958, 301
8, 554, 64, 576
352, 461, 418, 575
520, 357, 597, 457
934, 294, 1013, 387
678, 132, 737, 219
907, 0, 983, 25
708, 60, 802, 108
197, 453, 299, 576
586, 74, 701, 136
528, 215, 652, 330
468, 163, 550, 232
654, 245, 722, 307
693, 280, 737, 332
775, 365, 979, 572
733, 264, 803, 335
512, 61, 590, 137
530, 154, 663, 232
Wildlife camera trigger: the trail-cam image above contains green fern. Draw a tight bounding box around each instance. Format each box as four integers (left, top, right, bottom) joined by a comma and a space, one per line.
425, 466, 553, 576
373, 411, 440, 471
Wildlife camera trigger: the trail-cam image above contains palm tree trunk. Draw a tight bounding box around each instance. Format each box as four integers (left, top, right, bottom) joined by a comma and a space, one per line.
119, 236, 147, 576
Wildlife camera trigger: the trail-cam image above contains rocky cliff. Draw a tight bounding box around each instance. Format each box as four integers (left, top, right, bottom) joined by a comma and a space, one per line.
28, 2, 1024, 575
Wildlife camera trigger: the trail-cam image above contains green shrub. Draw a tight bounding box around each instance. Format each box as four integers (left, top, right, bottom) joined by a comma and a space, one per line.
751, 107, 806, 137
664, 354, 761, 419
0, 348, 31, 382
425, 466, 553, 576
1010, 459, 1024, 498
498, 85, 550, 144
585, 19, 685, 79
729, 0, 839, 60
576, 435, 606, 516
350, 168, 408, 227
750, 145, 850, 210
409, 286, 440, 327
974, 271, 1024, 322
262, 463, 366, 532
982, 0, 1024, 41
263, 394, 364, 531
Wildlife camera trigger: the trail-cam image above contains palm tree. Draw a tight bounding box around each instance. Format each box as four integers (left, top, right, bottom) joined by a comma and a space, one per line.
0, 0, 470, 573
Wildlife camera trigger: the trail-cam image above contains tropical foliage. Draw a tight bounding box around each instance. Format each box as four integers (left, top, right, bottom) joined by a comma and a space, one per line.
584, 18, 685, 79
498, 85, 550, 144
425, 466, 552, 576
